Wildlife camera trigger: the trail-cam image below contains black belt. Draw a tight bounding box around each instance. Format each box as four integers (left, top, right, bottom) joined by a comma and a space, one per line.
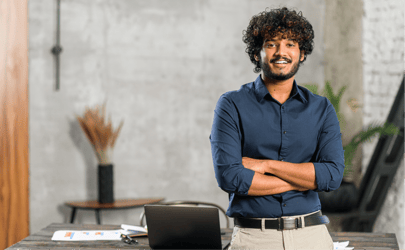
234, 211, 329, 230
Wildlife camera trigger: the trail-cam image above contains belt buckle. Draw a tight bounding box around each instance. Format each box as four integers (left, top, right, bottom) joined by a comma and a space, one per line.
278, 217, 297, 230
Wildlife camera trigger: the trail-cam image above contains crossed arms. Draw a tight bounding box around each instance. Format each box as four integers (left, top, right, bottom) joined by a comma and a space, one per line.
242, 157, 317, 196
210, 94, 345, 197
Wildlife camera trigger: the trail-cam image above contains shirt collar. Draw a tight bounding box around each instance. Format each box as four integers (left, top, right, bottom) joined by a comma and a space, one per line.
253, 75, 307, 103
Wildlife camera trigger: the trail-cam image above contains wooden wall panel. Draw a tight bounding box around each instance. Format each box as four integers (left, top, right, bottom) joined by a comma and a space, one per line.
0, 0, 29, 249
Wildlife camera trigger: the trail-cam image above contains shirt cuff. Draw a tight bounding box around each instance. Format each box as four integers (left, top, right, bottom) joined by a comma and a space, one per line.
236, 167, 256, 196
313, 162, 329, 192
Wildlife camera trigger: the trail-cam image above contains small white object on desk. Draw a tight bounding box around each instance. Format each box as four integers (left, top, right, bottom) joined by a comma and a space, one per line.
333, 241, 354, 250
120, 224, 148, 237
121, 224, 147, 233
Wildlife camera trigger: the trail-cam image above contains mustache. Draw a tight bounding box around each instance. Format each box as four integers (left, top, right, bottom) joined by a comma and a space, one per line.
270, 57, 292, 63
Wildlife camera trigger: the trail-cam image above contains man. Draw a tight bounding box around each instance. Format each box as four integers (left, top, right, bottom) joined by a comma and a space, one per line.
210, 7, 345, 250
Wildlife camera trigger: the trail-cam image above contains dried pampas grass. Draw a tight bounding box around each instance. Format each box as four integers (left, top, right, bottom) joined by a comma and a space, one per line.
77, 103, 124, 165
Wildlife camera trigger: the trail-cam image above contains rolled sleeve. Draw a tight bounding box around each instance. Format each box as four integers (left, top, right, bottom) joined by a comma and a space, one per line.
314, 102, 345, 192
210, 94, 255, 195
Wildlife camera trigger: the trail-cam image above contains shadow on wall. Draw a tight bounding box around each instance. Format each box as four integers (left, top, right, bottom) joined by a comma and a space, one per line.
68, 119, 97, 201
57, 204, 71, 224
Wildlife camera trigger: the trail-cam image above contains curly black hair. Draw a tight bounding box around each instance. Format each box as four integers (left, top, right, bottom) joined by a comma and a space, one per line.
242, 7, 314, 73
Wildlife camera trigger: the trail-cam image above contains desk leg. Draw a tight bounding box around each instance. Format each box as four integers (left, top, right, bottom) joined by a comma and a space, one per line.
70, 208, 77, 223
95, 209, 101, 224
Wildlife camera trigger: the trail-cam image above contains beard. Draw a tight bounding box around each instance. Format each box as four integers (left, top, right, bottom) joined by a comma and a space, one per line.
261, 57, 301, 81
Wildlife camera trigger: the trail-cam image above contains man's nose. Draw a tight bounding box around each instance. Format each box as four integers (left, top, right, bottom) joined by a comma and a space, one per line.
275, 45, 288, 56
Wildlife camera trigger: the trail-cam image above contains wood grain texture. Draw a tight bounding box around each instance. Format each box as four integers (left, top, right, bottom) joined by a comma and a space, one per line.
5, 223, 400, 250
0, 0, 29, 249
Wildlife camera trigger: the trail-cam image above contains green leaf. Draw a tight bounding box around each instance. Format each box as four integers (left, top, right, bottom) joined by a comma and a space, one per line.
302, 84, 319, 95
323, 81, 347, 114
342, 122, 400, 176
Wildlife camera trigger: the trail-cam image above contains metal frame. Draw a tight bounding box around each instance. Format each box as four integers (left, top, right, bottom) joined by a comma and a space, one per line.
51, 0, 62, 90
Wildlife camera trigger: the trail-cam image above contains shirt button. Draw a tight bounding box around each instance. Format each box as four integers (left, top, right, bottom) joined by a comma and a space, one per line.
283, 204, 287, 207
283, 131, 287, 134
280, 158, 284, 161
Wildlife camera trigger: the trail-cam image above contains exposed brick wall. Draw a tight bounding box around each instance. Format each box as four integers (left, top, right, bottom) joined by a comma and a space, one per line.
362, 0, 404, 248
362, 0, 404, 146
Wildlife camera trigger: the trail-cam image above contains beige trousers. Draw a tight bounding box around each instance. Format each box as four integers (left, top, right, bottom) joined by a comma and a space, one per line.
229, 212, 333, 250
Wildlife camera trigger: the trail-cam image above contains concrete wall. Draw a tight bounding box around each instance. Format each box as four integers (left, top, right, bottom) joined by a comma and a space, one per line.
324, 0, 363, 148
29, 0, 326, 233
323, 0, 365, 200
361, 0, 404, 248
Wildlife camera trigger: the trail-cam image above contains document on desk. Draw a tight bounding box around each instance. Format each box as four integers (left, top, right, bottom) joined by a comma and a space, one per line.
52, 230, 122, 241
52, 224, 147, 241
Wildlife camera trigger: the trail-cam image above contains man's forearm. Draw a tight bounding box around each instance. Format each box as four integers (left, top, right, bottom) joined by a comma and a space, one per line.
243, 157, 318, 190
267, 160, 317, 190
248, 172, 307, 196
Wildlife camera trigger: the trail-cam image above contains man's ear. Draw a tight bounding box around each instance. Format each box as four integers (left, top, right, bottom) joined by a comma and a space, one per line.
300, 51, 305, 62
254, 54, 260, 62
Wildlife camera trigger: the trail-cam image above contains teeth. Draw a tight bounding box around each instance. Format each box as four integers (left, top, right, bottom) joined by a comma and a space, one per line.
275, 61, 287, 64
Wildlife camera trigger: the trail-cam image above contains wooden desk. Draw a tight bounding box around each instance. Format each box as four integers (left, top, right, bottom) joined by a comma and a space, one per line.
6, 223, 399, 250
65, 198, 164, 224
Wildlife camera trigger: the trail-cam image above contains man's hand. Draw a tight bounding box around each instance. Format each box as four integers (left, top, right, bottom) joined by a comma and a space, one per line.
242, 157, 268, 174
248, 173, 309, 196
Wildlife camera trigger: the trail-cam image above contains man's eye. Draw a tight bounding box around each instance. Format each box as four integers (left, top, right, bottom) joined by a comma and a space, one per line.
287, 43, 295, 47
265, 43, 275, 48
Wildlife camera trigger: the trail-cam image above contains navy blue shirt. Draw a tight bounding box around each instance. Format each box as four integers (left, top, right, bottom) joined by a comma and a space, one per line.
210, 75, 345, 218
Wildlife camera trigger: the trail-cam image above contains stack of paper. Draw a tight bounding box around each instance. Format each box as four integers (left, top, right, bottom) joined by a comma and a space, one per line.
333, 241, 354, 250
121, 224, 148, 237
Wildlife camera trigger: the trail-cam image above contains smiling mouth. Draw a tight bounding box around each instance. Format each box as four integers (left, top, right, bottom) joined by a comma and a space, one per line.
271, 58, 292, 64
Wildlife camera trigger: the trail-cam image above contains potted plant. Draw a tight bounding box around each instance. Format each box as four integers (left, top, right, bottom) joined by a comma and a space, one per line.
76, 103, 124, 203
303, 82, 399, 212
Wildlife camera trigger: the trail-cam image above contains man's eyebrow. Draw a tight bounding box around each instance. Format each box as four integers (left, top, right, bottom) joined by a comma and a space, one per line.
264, 38, 296, 42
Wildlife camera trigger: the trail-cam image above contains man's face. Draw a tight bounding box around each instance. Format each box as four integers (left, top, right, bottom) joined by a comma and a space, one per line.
256, 34, 304, 81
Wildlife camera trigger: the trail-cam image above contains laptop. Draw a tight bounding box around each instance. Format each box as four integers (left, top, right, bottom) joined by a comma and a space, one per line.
144, 205, 230, 249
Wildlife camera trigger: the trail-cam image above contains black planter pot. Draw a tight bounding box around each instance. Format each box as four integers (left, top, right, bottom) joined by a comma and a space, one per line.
318, 181, 358, 213
98, 164, 114, 203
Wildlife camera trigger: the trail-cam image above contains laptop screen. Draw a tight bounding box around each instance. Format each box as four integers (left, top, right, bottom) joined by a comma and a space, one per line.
145, 205, 225, 249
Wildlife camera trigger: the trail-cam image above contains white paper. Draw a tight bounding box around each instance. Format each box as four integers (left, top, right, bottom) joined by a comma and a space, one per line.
52, 224, 147, 241
51, 230, 123, 241
333, 241, 354, 250
120, 224, 147, 233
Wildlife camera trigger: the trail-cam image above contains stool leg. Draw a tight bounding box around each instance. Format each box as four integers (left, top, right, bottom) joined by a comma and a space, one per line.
95, 209, 101, 224
70, 208, 77, 223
